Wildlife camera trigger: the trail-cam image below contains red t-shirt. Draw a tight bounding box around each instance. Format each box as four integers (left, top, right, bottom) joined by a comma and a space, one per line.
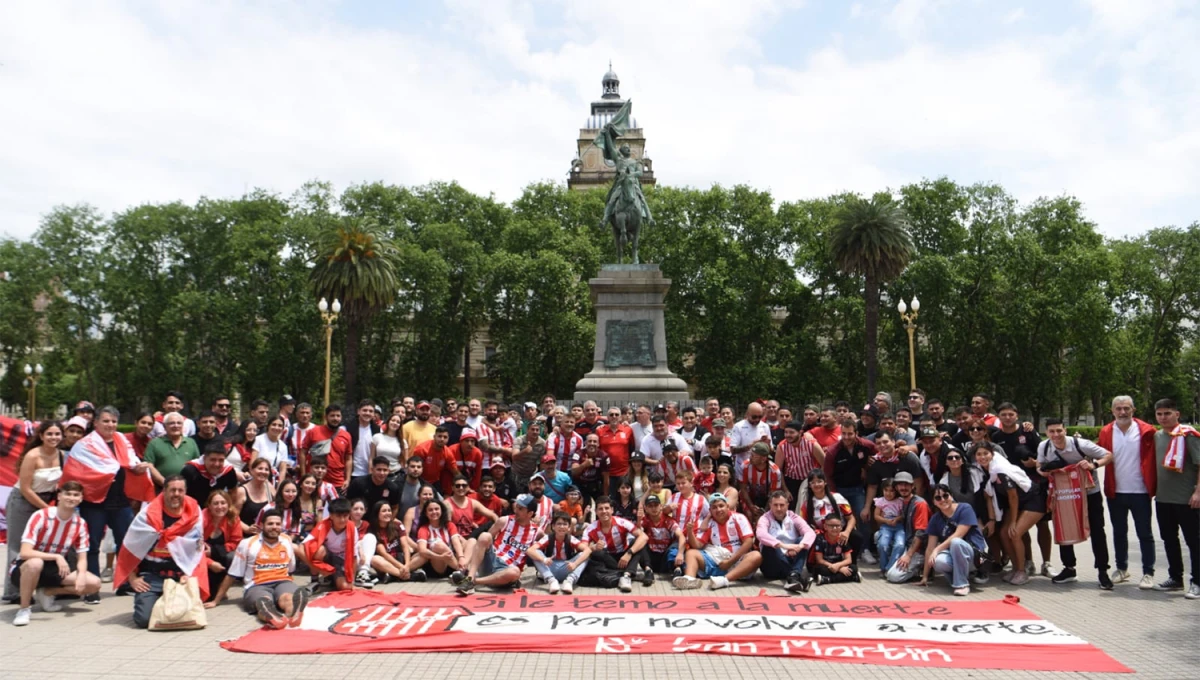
597, 423, 634, 478
308, 425, 353, 487
410, 439, 459, 495
809, 426, 841, 450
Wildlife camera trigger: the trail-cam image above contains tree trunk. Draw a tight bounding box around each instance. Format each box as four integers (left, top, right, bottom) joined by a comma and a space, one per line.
463, 340, 471, 399
864, 274, 879, 402
344, 319, 360, 406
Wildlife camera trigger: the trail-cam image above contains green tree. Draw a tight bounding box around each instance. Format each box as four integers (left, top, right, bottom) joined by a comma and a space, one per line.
829, 195, 915, 400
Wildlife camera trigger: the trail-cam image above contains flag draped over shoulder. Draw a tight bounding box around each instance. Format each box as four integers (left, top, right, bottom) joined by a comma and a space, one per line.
114, 493, 209, 599
1163, 424, 1200, 473
62, 430, 155, 504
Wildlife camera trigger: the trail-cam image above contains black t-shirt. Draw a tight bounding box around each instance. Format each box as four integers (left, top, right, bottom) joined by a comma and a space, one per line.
936, 421, 959, 437
951, 425, 998, 451
181, 464, 239, 506
574, 418, 607, 438
991, 428, 1040, 462
347, 476, 402, 509
444, 421, 466, 446
814, 535, 851, 563
830, 443, 871, 490
769, 424, 786, 448
865, 452, 924, 493
191, 434, 219, 456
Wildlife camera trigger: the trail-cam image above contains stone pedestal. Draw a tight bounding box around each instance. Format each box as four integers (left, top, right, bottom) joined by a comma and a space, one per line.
573, 264, 690, 406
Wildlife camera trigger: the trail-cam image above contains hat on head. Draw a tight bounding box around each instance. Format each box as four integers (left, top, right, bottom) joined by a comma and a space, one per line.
662, 441, 678, 453
417, 400, 431, 409
654, 403, 666, 411
919, 425, 939, 439
74, 401, 95, 413
860, 403, 880, 418
644, 493, 662, 505
566, 485, 581, 495
528, 474, 545, 484
630, 450, 646, 461
893, 472, 915, 484
524, 401, 537, 410
430, 398, 444, 408
751, 442, 771, 456
711, 418, 727, 428
278, 394, 296, 407
490, 456, 506, 468
540, 453, 557, 465
65, 415, 89, 431
514, 494, 537, 510
460, 428, 478, 442
708, 493, 728, 505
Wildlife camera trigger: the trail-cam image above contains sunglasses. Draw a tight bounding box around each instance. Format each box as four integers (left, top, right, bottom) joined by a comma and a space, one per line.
968, 426, 987, 432
453, 483, 469, 488
215, 403, 230, 408
946, 455, 963, 461
908, 395, 921, 400
933, 494, 951, 501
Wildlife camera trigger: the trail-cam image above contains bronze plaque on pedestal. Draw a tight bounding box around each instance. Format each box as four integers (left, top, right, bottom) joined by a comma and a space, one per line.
604, 320, 656, 368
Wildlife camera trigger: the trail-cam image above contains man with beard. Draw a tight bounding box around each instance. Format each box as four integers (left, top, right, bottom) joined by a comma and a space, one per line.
730, 403, 772, 472
402, 401, 437, 456
409, 427, 458, 495
656, 442, 696, 493
308, 404, 353, 493
210, 509, 307, 629
451, 494, 540, 596
347, 400, 380, 484
883, 473, 931, 583
822, 419, 875, 521
926, 399, 955, 436
447, 429, 485, 490
525, 474, 556, 523
211, 395, 237, 436
466, 399, 485, 430
181, 444, 240, 506
776, 421, 823, 501
570, 433, 610, 502
444, 403, 470, 445
513, 420, 547, 493
677, 407, 709, 458
755, 490, 816, 592
478, 401, 516, 470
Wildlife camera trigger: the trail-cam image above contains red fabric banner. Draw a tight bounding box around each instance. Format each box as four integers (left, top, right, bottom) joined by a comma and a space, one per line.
221, 592, 1129, 672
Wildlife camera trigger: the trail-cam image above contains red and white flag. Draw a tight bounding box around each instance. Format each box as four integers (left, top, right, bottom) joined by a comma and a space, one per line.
114, 493, 209, 599
62, 430, 155, 504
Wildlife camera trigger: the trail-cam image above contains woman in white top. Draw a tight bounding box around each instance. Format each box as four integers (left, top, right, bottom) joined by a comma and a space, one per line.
974, 440, 1041, 585
371, 414, 404, 476
3, 421, 64, 601
251, 415, 289, 481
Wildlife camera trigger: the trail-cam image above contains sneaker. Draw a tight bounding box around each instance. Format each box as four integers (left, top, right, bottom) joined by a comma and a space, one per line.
860, 551, 878, 566
672, 575, 701, 590
409, 570, 428, 582
799, 571, 813, 593
953, 586, 970, 596
1139, 574, 1155, 590
449, 570, 467, 586
1110, 569, 1130, 585
288, 588, 309, 627
1009, 571, 1030, 586
641, 569, 654, 587
672, 567, 683, 579
355, 571, 377, 589
1040, 562, 1053, 578
1186, 584, 1200, 600
618, 574, 632, 593
13, 607, 31, 626
34, 589, 62, 613
1051, 567, 1077, 584
83, 593, 100, 605
1001, 570, 1015, 583
1154, 577, 1184, 592
547, 577, 561, 594
255, 597, 288, 629
560, 577, 574, 594
784, 572, 804, 593
1025, 561, 1035, 577
814, 574, 830, 586
709, 575, 730, 590
456, 577, 476, 596
100, 567, 113, 584
1098, 570, 1113, 591
972, 569, 991, 585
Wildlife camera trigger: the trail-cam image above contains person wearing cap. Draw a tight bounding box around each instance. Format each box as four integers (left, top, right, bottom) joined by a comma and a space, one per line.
522, 402, 539, 432
581, 495, 650, 592
474, 462, 512, 512
857, 404, 880, 438
401, 401, 437, 456
756, 490, 816, 592
525, 474, 556, 523
640, 416, 690, 466
278, 395, 297, 430
536, 453, 573, 504
447, 429, 484, 491
639, 492, 683, 584
451, 493, 540, 595
917, 421, 958, 492
739, 442, 784, 524
729, 403, 772, 472
73, 401, 96, 426
409, 426, 459, 496
699, 421, 734, 469
883, 471, 931, 583
60, 416, 87, 454
655, 440, 696, 494
673, 492, 762, 590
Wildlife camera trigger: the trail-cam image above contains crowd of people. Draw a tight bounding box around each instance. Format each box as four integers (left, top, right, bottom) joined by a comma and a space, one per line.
5, 389, 1199, 629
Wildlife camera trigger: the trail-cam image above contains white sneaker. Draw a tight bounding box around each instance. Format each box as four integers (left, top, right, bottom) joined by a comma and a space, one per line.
1139, 574, 1155, 590
672, 575, 701, 590
618, 574, 632, 593
860, 551, 878, 566
1186, 584, 1200, 600
1040, 562, 1053, 578
1025, 561, 1036, 577
560, 577, 574, 594
35, 589, 62, 613
100, 567, 113, 583
13, 608, 31, 626
709, 575, 730, 590
547, 577, 561, 594
1110, 569, 1130, 585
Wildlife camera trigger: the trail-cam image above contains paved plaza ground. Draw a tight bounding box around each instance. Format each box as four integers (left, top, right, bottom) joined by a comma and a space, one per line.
3, 515, 1197, 680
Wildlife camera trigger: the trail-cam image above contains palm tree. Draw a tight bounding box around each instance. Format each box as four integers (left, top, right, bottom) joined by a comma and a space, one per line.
310, 218, 399, 404
829, 195, 915, 400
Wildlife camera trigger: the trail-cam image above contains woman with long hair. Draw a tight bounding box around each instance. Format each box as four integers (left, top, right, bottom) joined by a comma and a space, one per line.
402, 484, 439, 530
3, 421, 64, 602
712, 462, 741, 509
625, 452, 651, 502
798, 469, 864, 562
974, 441, 1040, 586
296, 473, 323, 540
366, 500, 425, 583
125, 412, 155, 460
414, 497, 464, 578
235, 457, 274, 536
202, 490, 242, 603
252, 415, 290, 481
612, 478, 638, 521
371, 414, 405, 478
259, 479, 302, 538
227, 420, 258, 480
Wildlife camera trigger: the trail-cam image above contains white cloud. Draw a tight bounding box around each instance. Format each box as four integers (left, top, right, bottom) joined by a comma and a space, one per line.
1003, 7, 1026, 24
0, 0, 1197, 241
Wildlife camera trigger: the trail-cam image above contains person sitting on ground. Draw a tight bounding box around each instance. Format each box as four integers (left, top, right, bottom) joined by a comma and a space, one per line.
672, 493, 762, 591
415, 497, 467, 579
365, 500, 423, 583
883, 472, 931, 583
640, 493, 684, 583
448, 474, 500, 558
917, 483, 990, 596
811, 516, 860, 585
300, 498, 358, 592
451, 494, 541, 595
201, 490, 241, 601
10, 481, 101, 627
259, 479, 303, 540
209, 509, 308, 628
527, 512, 592, 594
401, 484, 440, 531
755, 489, 815, 593
580, 495, 650, 592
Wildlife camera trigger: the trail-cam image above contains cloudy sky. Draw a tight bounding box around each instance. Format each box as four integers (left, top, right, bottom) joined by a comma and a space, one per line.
1, 0, 1197, 239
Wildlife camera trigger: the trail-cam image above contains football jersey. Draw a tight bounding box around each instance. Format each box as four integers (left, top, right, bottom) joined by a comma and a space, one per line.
491, 516, 538, 568
696, 512, 754, 553
585, 516, 637, 553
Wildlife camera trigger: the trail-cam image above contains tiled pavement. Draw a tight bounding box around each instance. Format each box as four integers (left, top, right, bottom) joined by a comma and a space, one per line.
3, 524, 1198, 680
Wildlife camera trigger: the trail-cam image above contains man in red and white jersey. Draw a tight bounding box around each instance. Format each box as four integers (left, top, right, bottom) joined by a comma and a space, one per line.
656, 442, 696, 492
596, 407, 634, 479
739, 442, 785, 523
10, 481, 101, 626
580, 496, 649, 592
288, 403, 316, 475
776, 420, 824, 501
526, 475, 556, 525
546, 416, 584, 473
477, 404, 516, 469
451, 494, 540, 595
673, 493, 762, 590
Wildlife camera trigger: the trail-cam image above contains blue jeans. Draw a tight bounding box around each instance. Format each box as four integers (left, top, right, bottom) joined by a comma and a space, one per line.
760, 545, 810, 580
875, 524, 907, 571
132, 572, 167, 629
534, 559, 588, 583
839, 486, 866, 523
1108, 492, 1155, 575
79, 503, 134, 576
932, 538, 975, 589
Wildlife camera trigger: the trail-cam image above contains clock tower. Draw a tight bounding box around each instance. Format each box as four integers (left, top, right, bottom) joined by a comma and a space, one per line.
567, 64, 656, 191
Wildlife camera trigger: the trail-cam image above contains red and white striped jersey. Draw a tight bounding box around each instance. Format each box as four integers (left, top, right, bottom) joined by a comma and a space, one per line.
696, 512, 754, 553
491, 516, 538, 568
585, 517, 637, 554
318, 481, 340, 505
640, 513, 680, 553
534, 495, 555, 523
657, 453, 697, 483
21, 507, 89, 555
738, 461, 784, 497
532, 533, 587, 561
778, 436, 821, 479
546, 431, 584, 472
290, 423, 314, 457
668, 491, 710, 528
416, 523, 458, 548
480, 424, 515, 461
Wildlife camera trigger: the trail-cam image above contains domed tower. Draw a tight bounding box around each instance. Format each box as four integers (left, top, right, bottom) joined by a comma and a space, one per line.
568, 63, 656, 191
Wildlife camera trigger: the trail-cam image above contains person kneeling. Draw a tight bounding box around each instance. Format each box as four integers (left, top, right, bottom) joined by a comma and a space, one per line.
527, 512, 592, 594
917, 484, 989, 596
301, 498, 359, 591
10, 482, 102, 627
672, 494, 762, 590
812, 516, 860, 585
451, 494, 539, 596
209, 510, 308, 628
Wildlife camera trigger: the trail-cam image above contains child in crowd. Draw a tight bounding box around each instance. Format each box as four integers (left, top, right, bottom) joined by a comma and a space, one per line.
557, 486, 587, 535
872, 478, 907, 572
639, 494, 683, 583
812, 516, 860, 585
646, 470, 670, 507
526, 512, 592, 594
613, 480, 639, 522
694, 455, 716, 496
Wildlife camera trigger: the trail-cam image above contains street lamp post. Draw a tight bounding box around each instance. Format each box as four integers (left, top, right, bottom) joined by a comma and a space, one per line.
318, 298, 341, 407
896, 298, 920, 391
23, 363, 43, 419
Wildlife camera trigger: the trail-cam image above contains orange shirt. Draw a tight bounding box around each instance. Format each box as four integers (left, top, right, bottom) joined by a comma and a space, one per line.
410, 439, 459, 494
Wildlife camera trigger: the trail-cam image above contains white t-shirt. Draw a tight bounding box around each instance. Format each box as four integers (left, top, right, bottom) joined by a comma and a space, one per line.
353, 424, 373, 477
372, 432, 404, 473
639, 432, 690, 464
253, 434, 287, 468
729, 419, 772, 467
1111, 422, 1147, 494
150, 417, 196, 439
466, 414, 485, 431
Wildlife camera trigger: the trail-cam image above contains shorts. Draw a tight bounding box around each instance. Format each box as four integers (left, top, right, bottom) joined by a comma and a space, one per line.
326, 552, 346, 574
242, 580, 299, 611
469, 524, 492, 540
9, 559, 65, 589
422, 562, 453, 578
698, 552, 729, 580
476, 548, 513, 578
1020, 484, 1048, 514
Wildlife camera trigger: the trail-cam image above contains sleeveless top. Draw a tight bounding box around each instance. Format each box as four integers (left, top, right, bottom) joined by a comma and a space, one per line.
449, 497, 479, 535
239, 483, 272, 527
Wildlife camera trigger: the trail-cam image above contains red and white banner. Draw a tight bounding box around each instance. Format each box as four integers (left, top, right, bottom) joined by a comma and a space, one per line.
0, 416, 33, 544
222, 592, 1129, 672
